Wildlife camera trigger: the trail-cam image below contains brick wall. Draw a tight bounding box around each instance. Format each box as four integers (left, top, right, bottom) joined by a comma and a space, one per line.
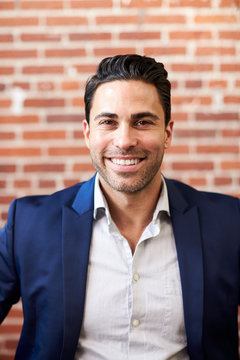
0, 0, 239, 358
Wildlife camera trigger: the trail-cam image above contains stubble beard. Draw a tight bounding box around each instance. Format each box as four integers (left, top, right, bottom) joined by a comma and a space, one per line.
90, 149, 164, 194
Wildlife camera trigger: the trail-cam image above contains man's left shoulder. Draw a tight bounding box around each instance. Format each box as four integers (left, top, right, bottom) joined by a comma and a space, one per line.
165, 177, 240, 209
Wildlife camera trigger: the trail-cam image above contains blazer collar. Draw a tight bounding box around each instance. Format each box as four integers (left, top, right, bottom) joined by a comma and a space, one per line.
165, 178, 204, 360
61, 176, 95, 359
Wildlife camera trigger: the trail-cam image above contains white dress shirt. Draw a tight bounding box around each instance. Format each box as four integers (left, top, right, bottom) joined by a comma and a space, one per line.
75, 175, 189, 360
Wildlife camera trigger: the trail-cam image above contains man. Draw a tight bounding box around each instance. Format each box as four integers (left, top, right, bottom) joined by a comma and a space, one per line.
0, 54, 240, 360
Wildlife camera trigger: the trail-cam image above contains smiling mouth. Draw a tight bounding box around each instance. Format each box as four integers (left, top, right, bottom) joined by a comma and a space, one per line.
110, 158, 142, 166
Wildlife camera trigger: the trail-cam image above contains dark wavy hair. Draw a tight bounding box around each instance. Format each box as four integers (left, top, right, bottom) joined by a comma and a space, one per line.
84, 54, 171, 126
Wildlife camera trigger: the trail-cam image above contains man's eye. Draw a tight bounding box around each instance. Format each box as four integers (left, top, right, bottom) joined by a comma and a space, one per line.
136, 120, 152, 126
100, 120, 116, 126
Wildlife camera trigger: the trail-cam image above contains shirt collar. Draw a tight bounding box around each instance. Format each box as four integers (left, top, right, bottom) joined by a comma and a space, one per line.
93, 173, 170, 222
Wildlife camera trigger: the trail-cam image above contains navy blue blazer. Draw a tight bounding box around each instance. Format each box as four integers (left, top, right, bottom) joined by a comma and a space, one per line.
0, 175, 240, 360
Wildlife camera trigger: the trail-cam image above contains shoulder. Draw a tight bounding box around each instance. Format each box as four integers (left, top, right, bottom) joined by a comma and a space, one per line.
6, 179, 91, 227
165, 177, 240, 211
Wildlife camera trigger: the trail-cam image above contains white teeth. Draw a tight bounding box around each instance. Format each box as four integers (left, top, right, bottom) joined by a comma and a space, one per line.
111, 158, 141, 166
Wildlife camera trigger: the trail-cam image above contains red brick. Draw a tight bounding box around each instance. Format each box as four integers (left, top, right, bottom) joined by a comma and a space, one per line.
73, 130, 83, 139
169, 31, 211, 39
144, 15, 186, 23
7, 308, 23, 318
48, 147, 89, 156
172, 162, 214, 170
188, 178, 207, 186
24, 164, 65, 172
0, 67, 14, 75
24, 99, 65, 107
21, 33, 61, 42
5, 339, 19, 350
144, 47, 186, 55
21, 1, 63, 9
172, 64, 213, 71
71, 0, 112, 7
197, 145, 239, 153
0, 99, 11, 108
74, 64, 97, 73
219, 31, 240, 40
172, 96, 211, 105
47, 114, 84, 123
0, 17, 38, 26
171, 112, 188, 121
195, 15, 237, 23
120, 32, 161, 40
209, 80, 227, 88
0, 324, 22, 333
39, 180, 56, 188
222, 129, 240, 137
224, 96, 240, 104
22, 66, 64, 74
13, 82, 30, 90
0, 132, 15, 140
64, 179, 80, 187
195, 47, 235, 56
45, 48, 86, 57
121, 0, 162, 7
73, 163, 96, 172
0, 50, 37, 58
72, 98, 84, 107
0, 2, 14, 10
235, 80, 240, 87
0, 148, 41, 157
0, 34, 13, 42
185, 80, 202, 88
69, 33, 111, 41
0, 181, 6, 188
214, 177, 232, 186
170, 0, 210, 6
0, 115, 38, 124
0, 84, 5, 91
23, 130, 66, 140
0, 165, 16, 173
219, 0, 240, 6
61, 82, 80, 90
14, 180, 31, 188
46, 17, 87, 26
165, 145, 189, 154
96, 16, 138, 24
221, 162, 240, 170
174, 129, 216, 138
221, 64, 240, 72
196, 112, 239, 121
0, 196, 15, 204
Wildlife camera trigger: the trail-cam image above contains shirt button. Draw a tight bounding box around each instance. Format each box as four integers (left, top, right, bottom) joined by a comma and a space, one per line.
132, 319, 140, 327
133, 273, 140, 282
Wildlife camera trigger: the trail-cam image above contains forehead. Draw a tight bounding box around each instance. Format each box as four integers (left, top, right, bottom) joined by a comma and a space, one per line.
90, 80, 163, 112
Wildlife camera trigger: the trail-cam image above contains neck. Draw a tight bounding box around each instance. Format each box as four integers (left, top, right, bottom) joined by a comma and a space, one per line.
99, 174, 163, 253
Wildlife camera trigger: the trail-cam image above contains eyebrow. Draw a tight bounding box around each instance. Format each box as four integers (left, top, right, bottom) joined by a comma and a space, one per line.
93, 111, 160, 122
131, 112, 160, 121
93, 112, 118, 122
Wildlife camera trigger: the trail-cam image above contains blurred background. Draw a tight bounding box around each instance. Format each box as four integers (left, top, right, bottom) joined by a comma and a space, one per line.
0, 0, 239, 358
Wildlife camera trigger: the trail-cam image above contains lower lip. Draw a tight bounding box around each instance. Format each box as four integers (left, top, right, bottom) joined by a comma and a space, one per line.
105, 158, 144, 172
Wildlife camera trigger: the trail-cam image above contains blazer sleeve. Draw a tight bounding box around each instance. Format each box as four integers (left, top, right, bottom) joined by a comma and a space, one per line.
0, 200, 20, 323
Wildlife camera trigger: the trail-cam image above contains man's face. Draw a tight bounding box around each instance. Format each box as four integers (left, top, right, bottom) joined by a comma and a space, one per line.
83, 80, 173, 194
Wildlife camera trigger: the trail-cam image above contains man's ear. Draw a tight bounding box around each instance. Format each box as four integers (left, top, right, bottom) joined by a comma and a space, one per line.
164, 120, 174, 149
82, 119, 90, 149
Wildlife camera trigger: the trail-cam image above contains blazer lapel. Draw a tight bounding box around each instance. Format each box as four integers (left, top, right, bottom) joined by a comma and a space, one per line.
166, 179, 204, 360
60, 177, 95, 360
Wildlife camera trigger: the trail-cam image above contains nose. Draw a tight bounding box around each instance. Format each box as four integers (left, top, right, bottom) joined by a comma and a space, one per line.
113, 123, 137, 149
